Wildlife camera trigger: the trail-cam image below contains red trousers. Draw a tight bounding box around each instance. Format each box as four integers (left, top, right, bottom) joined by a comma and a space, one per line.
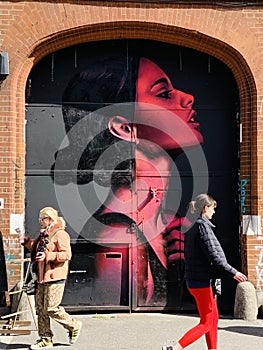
179, 287, 219, 349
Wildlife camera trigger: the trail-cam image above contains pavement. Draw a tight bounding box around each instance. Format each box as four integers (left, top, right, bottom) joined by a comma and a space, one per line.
1, 312, 263, 350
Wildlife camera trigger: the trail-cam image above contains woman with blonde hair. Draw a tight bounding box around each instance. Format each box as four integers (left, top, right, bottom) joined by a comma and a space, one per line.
162, 194, 247, 350
21, 207, 81, 349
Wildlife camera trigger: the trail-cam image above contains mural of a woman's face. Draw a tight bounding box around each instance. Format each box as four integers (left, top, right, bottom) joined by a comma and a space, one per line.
135, 57, 203, 150
26, 41, 240, 311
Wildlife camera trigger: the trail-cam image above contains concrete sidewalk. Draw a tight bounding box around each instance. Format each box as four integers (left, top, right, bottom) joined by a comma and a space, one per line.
1, 313, 263, 350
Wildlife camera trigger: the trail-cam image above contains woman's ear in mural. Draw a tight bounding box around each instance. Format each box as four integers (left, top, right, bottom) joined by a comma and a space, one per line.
108, 115, 137, 143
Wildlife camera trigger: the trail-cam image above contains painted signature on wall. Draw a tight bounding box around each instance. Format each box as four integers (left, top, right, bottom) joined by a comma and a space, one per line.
240, 179, 248, 214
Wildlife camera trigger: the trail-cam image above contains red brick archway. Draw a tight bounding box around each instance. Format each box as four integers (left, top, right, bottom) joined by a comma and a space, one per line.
7, 21, 256, 289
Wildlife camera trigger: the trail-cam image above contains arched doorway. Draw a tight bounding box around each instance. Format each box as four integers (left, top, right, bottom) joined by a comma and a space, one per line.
25, 39, 240, 312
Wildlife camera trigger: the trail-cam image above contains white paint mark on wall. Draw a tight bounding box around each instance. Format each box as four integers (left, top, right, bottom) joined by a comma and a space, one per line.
255, 245, 263, 290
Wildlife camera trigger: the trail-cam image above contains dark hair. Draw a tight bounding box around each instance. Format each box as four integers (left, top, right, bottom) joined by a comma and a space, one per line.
52, 56, 139, 187
62, 57, 137, 133
188, 194, 217, 215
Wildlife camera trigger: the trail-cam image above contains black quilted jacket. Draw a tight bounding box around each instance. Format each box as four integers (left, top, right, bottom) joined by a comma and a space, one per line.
184, 216, 237, 281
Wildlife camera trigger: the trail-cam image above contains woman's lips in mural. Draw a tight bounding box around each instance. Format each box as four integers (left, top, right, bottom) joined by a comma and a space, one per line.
188, 110, 200, 129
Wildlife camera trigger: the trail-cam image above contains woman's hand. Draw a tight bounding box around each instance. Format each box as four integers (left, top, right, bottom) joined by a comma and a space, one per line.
234, 271, 247, 282
35, 251, 46, 262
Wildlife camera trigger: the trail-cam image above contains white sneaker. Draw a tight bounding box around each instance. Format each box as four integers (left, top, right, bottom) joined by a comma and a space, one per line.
30, 338, 53, 349
68, 321, 82, 344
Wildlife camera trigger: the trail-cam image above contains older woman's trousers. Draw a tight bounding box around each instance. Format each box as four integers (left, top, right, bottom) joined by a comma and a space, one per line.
35, 282, 77, 340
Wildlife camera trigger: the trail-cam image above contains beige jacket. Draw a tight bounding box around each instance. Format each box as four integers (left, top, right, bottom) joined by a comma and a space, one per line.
23, 222, 72, 283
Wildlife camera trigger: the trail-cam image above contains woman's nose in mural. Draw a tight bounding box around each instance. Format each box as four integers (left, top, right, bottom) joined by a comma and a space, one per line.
177, 89, 194, 110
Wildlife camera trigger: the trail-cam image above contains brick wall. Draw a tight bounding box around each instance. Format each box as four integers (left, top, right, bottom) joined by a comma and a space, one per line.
0, 1, 263, 292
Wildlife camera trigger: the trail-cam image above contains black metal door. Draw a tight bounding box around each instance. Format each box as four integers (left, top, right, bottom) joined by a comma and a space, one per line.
25, 40, 240, 312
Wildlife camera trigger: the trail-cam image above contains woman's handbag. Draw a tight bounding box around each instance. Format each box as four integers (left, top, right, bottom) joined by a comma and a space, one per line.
23, 264, 38, 295
211, 278, 221, 296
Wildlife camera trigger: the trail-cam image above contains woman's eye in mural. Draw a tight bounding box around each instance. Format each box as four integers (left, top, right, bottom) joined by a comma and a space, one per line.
156, 88, 172, 99
150, 78, 173, 100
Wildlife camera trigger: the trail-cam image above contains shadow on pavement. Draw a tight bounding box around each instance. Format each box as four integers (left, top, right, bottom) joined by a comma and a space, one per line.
219, 326, 263, 337
0, 341, 29, 349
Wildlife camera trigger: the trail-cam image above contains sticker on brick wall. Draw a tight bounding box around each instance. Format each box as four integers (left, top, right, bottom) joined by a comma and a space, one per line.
242, 215, 261, 236
10, 213, 24, 235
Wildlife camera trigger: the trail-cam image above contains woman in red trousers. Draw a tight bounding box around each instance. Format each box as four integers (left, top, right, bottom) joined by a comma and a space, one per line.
162, 194, 247, 350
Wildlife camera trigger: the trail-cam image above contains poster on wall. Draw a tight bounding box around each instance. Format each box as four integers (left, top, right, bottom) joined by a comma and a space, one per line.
25, 40, 240, 311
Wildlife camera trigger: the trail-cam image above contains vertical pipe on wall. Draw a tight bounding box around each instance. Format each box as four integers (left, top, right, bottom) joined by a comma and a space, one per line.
51, 53, 54, 82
